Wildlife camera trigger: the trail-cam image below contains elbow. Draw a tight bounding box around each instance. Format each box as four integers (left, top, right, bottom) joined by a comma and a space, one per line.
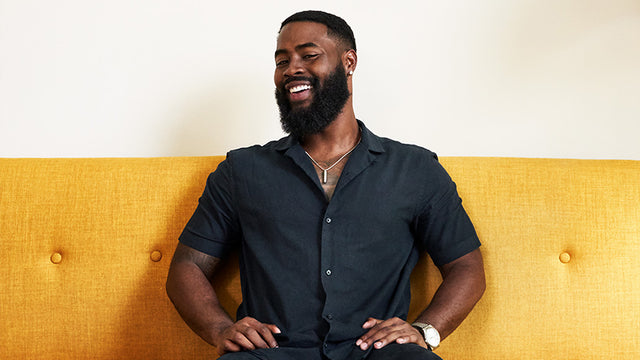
471, 264, 487, 306
165, 261, 178, 304
477, 272, 486, 302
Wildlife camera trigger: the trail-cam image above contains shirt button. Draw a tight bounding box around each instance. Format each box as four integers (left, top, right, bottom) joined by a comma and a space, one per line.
325, 217, 332, 223
325, 269, 332, 276
327, 314, 333, 320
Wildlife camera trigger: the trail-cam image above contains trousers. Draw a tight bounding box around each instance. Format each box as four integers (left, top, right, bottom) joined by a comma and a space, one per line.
218, 343, 442, 360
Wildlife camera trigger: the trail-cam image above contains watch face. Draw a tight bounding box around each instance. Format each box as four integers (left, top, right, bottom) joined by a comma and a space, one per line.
425, 327, 440, 347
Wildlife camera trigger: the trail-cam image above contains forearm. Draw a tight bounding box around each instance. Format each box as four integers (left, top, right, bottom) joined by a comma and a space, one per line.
166, 260, 233, 345
415, 249, 485, 340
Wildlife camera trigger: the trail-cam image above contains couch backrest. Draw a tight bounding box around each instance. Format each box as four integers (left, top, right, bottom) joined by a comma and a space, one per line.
1, 157, 638, 359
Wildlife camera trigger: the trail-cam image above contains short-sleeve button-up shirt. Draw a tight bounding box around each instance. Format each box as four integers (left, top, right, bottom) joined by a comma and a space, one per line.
179, 121, 480, 360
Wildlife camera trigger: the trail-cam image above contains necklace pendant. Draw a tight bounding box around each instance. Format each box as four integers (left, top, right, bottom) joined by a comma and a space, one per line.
322, 170, 328, 184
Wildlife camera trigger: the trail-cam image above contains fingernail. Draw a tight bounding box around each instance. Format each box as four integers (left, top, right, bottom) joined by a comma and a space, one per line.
375, 342, 382, 349
356, 339, 362, 346
361, 343, 368, 350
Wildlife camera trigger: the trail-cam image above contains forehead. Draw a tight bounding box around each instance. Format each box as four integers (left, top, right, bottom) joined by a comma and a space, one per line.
276, 21, 337, 53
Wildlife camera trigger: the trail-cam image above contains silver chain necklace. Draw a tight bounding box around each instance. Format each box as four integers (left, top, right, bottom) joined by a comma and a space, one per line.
305, 136, 361, 184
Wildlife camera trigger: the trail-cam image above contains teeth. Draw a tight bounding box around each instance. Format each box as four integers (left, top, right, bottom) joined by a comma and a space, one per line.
289, 85, 311, 93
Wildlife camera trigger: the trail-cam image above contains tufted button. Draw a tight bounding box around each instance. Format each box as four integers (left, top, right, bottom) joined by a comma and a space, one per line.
559, 252, 571, 263
51, 252, 63, 264
150, 250, 163, 262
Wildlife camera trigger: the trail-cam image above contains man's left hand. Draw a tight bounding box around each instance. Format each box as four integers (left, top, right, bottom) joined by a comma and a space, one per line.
355, 317, 427, 350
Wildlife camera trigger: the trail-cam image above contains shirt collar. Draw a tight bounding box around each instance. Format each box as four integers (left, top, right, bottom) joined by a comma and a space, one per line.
274, 120, 385, 154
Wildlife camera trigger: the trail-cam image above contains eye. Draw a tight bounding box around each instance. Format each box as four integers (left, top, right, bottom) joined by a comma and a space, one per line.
275, 59, 289, 67
303, 54, 319, 60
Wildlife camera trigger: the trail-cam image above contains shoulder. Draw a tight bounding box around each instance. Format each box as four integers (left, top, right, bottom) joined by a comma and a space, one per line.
368, 133, 455, 197
221, 136, 293, 179
380, 136, 437, 159
373, 134, 442, 173
225, 136, 290, 162
361, 122, 438, 162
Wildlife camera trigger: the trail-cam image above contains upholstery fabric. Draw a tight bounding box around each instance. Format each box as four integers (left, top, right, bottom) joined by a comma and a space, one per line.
1, 157, 638, 359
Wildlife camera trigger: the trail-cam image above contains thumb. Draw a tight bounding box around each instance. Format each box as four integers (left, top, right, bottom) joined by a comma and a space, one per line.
362, 318, 379, 329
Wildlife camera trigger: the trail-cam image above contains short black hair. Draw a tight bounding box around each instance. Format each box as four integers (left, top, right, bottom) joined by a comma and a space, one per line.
280, 10, 356, 52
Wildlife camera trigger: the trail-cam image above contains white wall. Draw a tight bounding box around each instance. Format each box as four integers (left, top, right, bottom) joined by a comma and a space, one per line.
1, 0, 639, 159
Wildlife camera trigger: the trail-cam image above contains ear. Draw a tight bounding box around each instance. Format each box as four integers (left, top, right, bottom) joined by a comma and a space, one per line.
343, 49, 357, 75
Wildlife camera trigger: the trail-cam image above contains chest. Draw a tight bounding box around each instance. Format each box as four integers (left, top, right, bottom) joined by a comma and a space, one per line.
235, 157, 419, 241
310, 156, 349, 201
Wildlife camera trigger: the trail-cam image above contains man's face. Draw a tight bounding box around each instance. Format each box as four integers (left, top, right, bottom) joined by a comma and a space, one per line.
274, 21, 351, 139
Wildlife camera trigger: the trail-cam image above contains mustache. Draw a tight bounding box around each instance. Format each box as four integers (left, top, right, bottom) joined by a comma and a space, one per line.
282, 76, 318, 88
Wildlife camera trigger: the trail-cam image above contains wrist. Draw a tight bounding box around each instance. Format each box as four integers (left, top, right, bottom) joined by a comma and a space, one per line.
208, 320, 233, 347
411, 322, 440, 351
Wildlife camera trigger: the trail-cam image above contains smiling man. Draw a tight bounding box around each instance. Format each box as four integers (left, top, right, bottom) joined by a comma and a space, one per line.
166, 10, 485, 360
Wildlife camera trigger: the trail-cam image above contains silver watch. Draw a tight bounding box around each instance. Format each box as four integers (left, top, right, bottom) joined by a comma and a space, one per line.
411, 322, 440, 350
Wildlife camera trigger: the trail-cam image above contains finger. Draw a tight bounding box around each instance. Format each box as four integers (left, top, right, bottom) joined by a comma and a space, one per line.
375, 322, 425, 349
370, 327, 401, 350
229, 330, 258, 351
403, 326, 426, 346
256, 324, 280, 348
372, 328, 404, 349
267, 323, 282, 334
225, 318, 268, 350
357, 321, 388, 349
220, 339, 242, 354
395, 332, 423, 346
361, 317, 380, 329
244, 326, 274, 349
242, 318, 281, 349
357, 318, 407, 350
357, 317, 382, 347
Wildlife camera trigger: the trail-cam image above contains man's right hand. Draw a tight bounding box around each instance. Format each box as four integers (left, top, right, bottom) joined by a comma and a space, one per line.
213, 316, 281, 355
166, 245, 281, 356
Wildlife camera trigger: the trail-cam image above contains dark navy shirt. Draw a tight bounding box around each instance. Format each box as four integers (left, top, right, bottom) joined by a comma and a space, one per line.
179, 121, 481, 360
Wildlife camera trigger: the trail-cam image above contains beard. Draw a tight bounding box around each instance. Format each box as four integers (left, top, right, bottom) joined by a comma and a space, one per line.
275, 64, 351, 140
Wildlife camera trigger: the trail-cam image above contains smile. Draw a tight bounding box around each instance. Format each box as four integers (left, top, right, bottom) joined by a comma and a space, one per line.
289, 85, 312, 93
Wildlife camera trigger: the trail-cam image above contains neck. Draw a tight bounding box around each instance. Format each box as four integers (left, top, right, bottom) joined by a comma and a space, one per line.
301, 103, 359, 159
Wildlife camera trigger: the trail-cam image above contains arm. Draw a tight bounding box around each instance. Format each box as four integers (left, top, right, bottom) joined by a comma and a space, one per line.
166, 243, 281, 355
415, 248, 485, 338
356, 248, 485, 350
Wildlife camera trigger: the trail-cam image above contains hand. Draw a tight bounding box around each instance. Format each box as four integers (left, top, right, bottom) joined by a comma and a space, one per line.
212, 316, 281, 355
355, 317, 427, 351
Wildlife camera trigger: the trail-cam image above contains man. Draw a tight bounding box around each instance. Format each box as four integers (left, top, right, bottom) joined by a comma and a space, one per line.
166, 10, 485, 360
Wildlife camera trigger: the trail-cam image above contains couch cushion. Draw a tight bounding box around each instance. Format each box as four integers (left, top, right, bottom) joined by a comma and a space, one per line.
1, 157, 639, 359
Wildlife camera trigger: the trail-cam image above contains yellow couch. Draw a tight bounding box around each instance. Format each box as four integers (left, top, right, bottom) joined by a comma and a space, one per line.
1, 157, 639, 359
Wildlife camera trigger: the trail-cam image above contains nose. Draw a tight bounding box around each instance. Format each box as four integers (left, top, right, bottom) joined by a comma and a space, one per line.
284, 56, 305, 77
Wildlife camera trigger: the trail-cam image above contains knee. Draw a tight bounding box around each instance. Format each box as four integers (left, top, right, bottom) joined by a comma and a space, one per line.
367, 343, 442, 360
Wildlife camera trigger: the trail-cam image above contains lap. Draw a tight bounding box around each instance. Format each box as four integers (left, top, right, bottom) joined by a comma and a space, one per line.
218, 344, 441, 360
364, 343, 442, 360
218, 347, 323, 360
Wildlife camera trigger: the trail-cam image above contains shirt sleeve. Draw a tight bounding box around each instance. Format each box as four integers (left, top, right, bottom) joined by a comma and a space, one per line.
178, 158, 240, 258
413, 155, 481, 267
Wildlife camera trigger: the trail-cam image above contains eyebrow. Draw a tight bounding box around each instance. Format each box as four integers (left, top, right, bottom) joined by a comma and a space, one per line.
274, 42, 320, 58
